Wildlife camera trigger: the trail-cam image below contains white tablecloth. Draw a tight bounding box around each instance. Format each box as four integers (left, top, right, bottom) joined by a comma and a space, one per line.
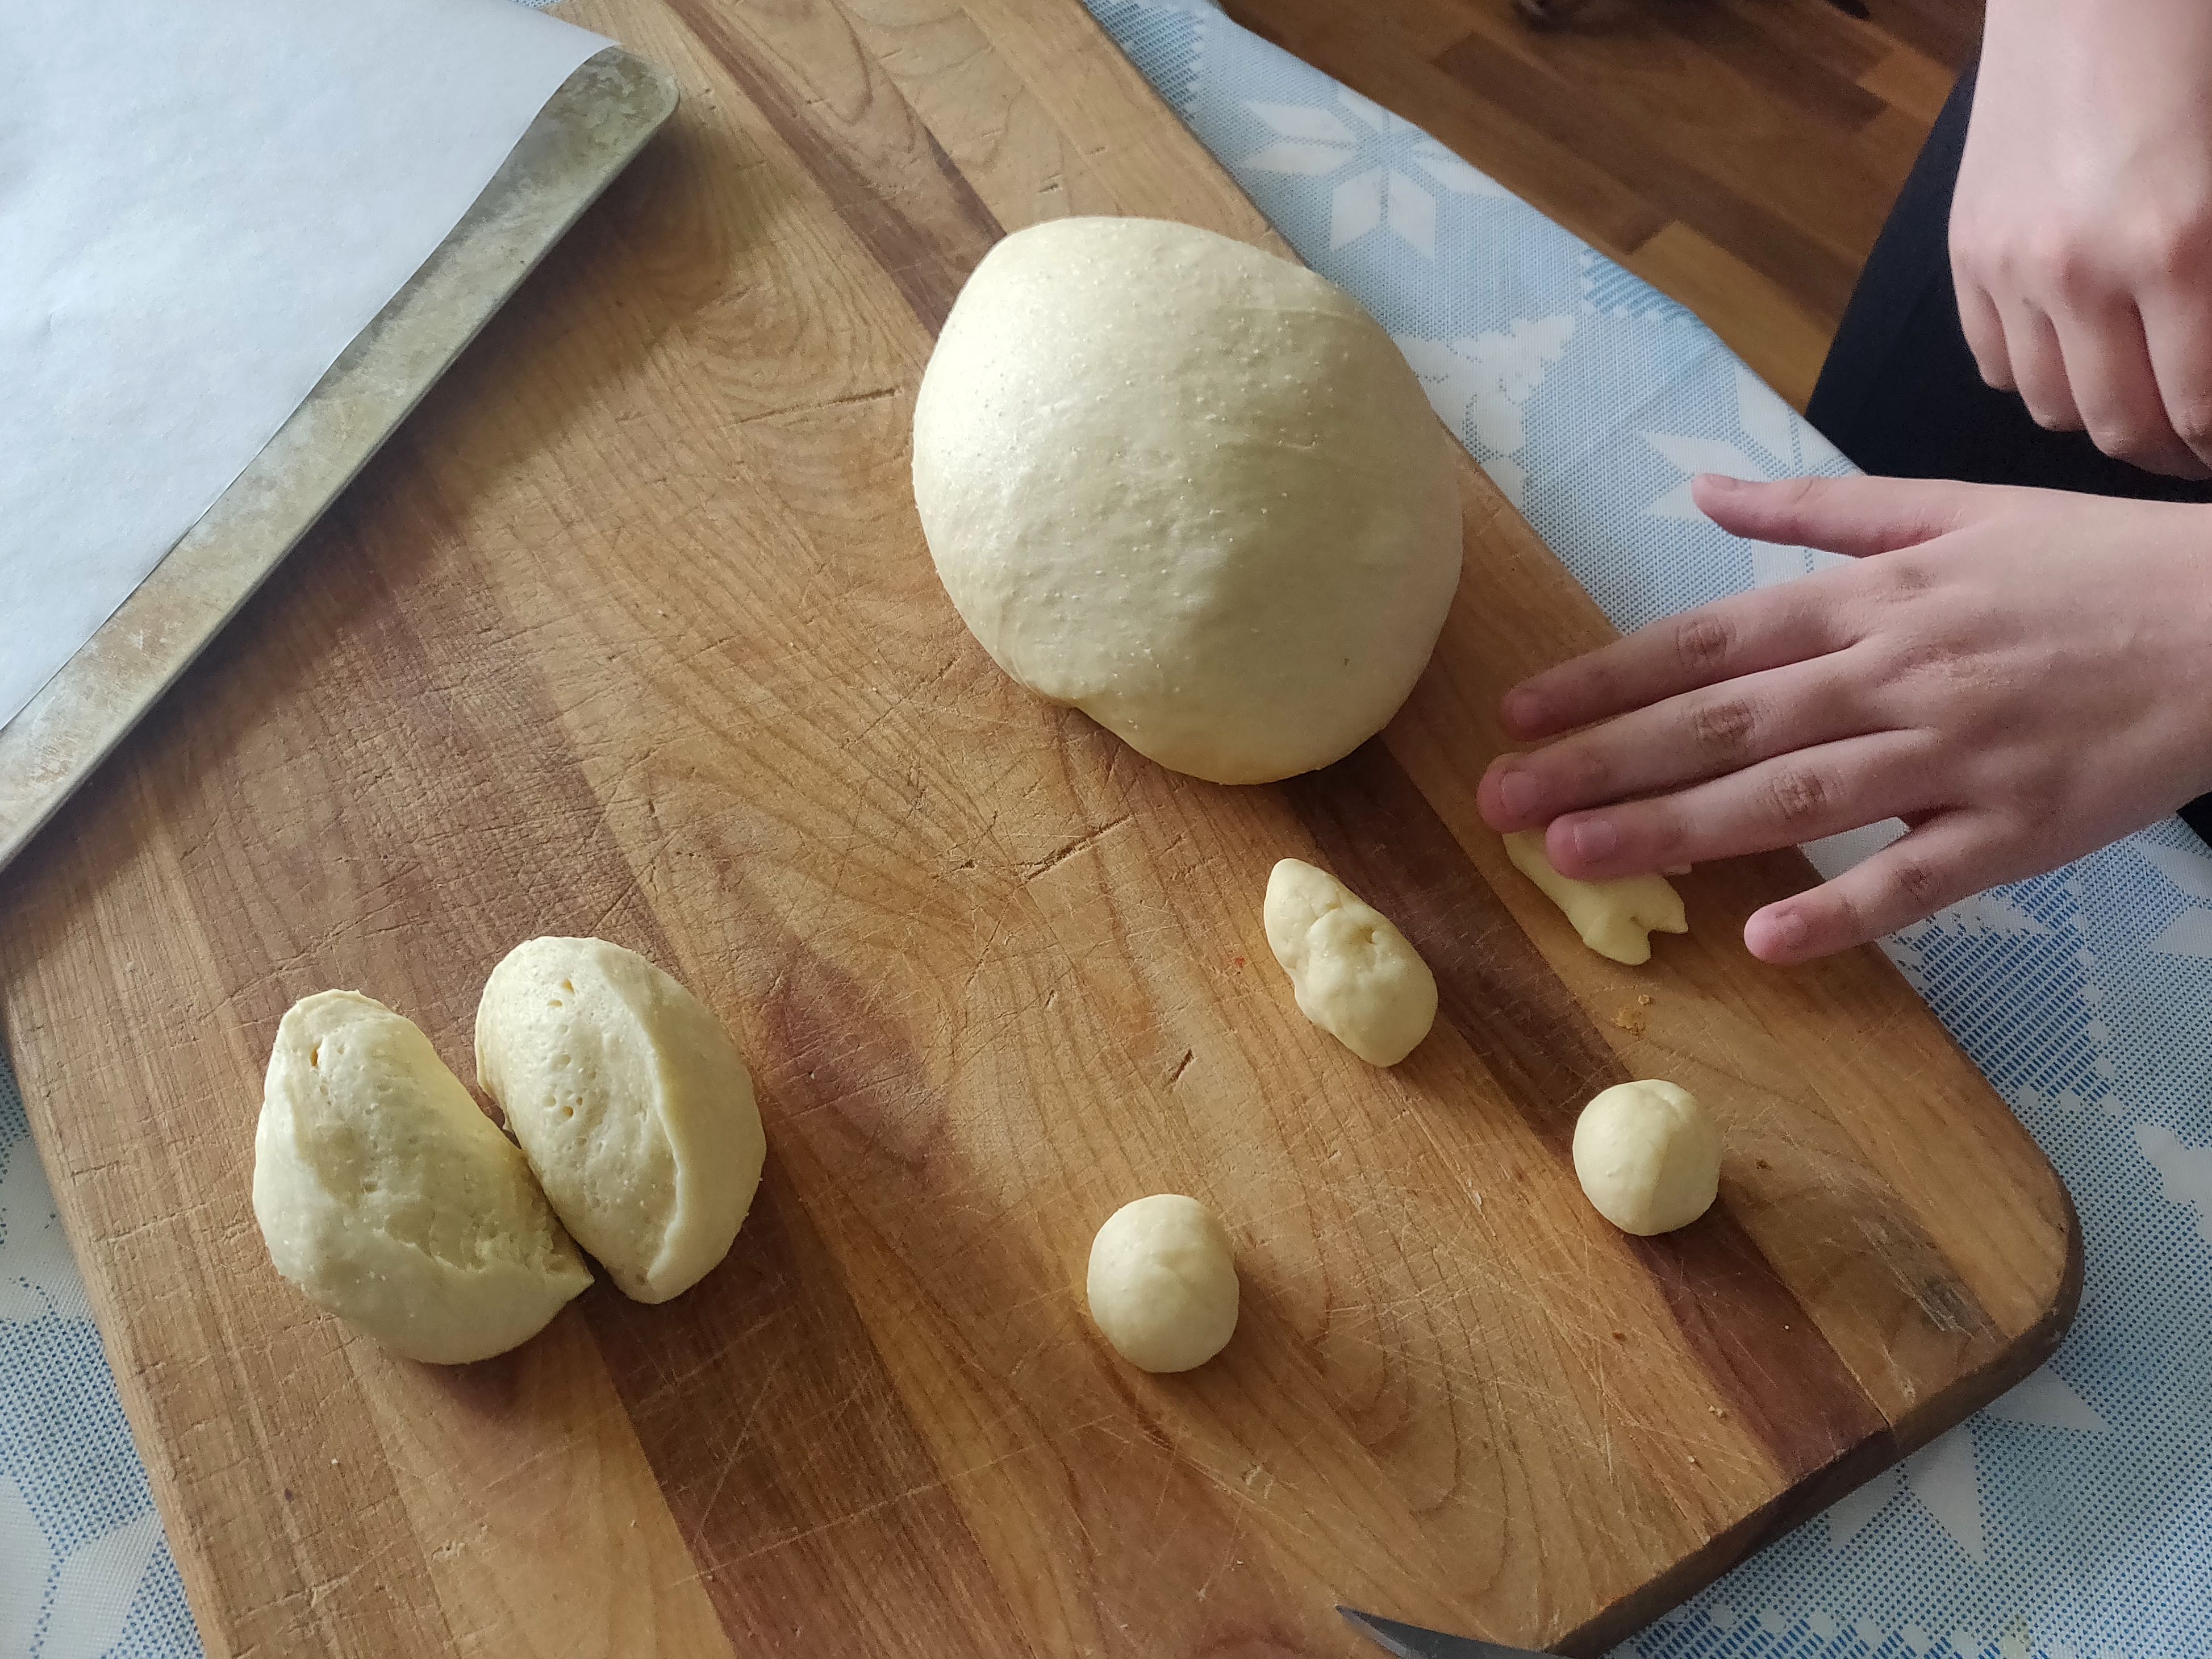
7, 2, 2210, 1654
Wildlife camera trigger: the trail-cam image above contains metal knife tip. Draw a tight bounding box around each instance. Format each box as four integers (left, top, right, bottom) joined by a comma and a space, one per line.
1337, 1604, 1556, 1659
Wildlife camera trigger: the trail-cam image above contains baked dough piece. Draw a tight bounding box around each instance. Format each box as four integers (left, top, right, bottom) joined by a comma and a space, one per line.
1504, 831, 1687, 965
913, 216, 1462, 785
252, 990, 590, 1364
1086, 1194, 1239, 1373
1263, 858, 1437, 1066
1572, 1080, 1720, 1236
475, 937, 765, 1304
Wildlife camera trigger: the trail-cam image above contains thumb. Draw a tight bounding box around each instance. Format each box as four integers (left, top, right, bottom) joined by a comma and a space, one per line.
1692, 473, 1977, 557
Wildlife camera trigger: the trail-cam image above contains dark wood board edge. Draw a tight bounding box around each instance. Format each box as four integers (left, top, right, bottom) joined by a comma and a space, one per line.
1561, 1177, 2082, 1654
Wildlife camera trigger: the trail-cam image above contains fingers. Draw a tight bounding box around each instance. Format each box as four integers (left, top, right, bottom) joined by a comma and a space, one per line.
1692, 474, 1976, 558
1496, 469, 1988, 744
1954, 274, 2014, 392
1954, 223, 2072, 423
1499, 585, 1850, 742
1480, 655, 1875, 832
2052, 299, 2212, 479
2140, 287, 2212, 476
1538, 731, 1939, 879
1743, 813, 2001, 962
1998, 300, 2084, 432
1501, 472, 2035, 744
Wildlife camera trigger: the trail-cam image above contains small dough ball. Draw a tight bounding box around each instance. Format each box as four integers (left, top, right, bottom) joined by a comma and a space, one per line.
475, 937, 766, 1304
1572, 1080, 1720, 1236
252, 990, 591, 1364
913, 216, 1463, 786
1504, 831, 1687, 966
1086, 1194, 1239, 1373
1263, 858, 1437, 1066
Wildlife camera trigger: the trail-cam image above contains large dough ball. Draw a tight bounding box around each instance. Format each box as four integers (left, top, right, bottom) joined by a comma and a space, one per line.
1263, 858, 1436, 1066
1572, 1080, 1720, 1236
913, 216, 1463, 785
252, 990, 591, 1364
1086, 1194, 1239, 1373
475, 937, 766, 1304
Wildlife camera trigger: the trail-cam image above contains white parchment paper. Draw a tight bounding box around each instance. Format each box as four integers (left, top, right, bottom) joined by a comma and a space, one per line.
0, 0, 607, 730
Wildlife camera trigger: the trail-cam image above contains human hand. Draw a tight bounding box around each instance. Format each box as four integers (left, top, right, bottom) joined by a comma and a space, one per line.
1477, 474, 2212, 963
1951, 0, 2212, 477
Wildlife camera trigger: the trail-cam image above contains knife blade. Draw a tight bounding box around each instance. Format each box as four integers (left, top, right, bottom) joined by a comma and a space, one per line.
1337, 1606, 1557, 1659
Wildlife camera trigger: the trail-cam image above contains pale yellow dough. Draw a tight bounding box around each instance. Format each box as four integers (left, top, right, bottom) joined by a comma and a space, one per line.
1572, 1080, 1720, 1236
475, 937, 766, 1304
1086, 1194, 1240, 1373
252, 990, 591, 1364
1504, 831, 1687, 965
1263, 858, 1437, 1066
912, 216, 1462, 786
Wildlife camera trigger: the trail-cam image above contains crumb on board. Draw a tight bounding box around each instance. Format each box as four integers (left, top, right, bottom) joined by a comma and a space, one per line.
1612, 992, 1659, 1034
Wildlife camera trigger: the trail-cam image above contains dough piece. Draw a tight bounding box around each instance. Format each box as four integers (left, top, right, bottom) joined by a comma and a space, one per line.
1572, 1080, 1720, 1236
475, 937, 766, 1304
1504, 831, 1687, 965
913, 216, 1462, 785
252, 990, 591, 1364
1086, 1194, 1240, 1373
1263, 858, 1437, 1066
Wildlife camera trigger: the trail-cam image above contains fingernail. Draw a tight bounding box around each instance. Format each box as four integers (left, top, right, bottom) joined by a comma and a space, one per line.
1697, 472, 1742, 491
1497, 768, 1541, 820
1569, 818, 1618, 862
1503, 689, 1544, 732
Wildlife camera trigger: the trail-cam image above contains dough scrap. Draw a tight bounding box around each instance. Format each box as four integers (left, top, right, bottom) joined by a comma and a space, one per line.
913, 216, 1463, 785
1504, 831, 1687, 965
1263, 858, 1437, 1066
252, 990, 591, 1364
1572, 1079, 1720, 1236
1086, 1194, 1239, 1373
475, 937, 766, 1304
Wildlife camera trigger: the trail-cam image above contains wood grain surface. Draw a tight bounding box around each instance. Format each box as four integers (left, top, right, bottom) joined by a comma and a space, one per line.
0, 0, 2072, 1654
1226, 0, 1980, 409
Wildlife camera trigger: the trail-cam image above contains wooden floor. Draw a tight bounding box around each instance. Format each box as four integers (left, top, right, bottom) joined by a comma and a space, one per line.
1226, 0, 1981, 411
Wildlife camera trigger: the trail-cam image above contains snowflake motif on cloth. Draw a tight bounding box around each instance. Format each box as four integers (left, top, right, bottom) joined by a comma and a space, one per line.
1241, 89, 1509, 259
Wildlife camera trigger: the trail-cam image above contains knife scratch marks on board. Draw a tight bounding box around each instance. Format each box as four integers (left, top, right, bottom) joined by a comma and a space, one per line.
1191, 1498, 1250, 1605
685, 1345, 791, 1554
731, 382, 909, 428
673, 1411, 1126, 1580
1016, 814, 1134, 883
583, 863, 654, 940
1180, 1452, 1326, 1550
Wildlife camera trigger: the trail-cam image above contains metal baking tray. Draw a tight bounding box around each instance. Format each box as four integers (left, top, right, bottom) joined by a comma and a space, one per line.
0, 45, 678, 873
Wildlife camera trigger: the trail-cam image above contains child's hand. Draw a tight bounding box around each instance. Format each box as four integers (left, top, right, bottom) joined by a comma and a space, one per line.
1952, 0, 2212, 476
1477, 474, 2212, 963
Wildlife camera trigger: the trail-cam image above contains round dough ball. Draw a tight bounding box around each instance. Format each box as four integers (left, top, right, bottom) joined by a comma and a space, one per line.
1085, 1193, 1239, 1373
913, 216, 1463, 786
475, 937, 766, 1304
1263, 857, 1436, 1066
252, 990, 591, 1365
1572, 1080, 1720, 1236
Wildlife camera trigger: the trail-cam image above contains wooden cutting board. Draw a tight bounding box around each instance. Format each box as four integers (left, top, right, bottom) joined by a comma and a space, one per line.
0, 0, 2077, 1654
